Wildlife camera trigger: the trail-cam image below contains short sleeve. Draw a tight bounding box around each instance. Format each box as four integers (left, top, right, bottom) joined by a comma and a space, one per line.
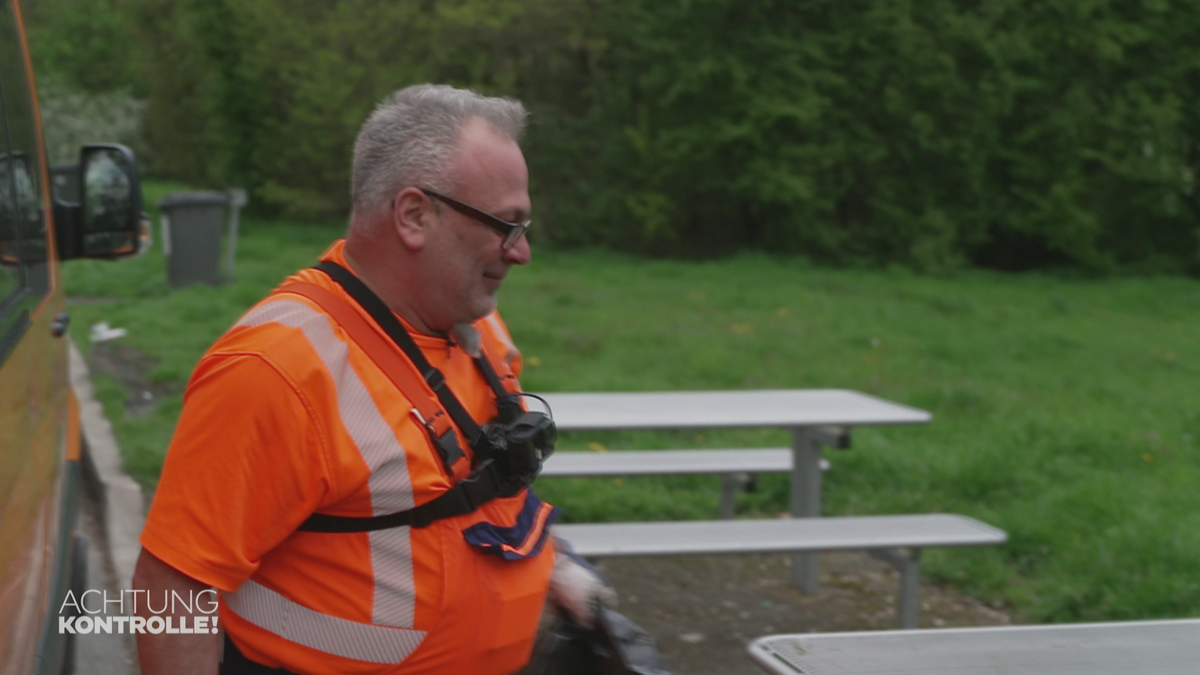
140, 353, 333, 592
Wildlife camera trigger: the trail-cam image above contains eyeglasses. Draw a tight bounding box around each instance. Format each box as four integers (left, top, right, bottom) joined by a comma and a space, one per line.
419, 188, 530, 250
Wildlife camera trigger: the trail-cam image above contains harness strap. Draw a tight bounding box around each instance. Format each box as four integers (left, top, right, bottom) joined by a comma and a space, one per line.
299, 458, 518, 531
281, 264, 525, 532
316, 262, 520, 396
279, 279, 465, 471
474, 352, 524, 424
317, 262, 499, 448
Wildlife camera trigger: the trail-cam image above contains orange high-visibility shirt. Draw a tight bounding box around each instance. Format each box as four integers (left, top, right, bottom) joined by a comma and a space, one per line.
141, 240, 556, 675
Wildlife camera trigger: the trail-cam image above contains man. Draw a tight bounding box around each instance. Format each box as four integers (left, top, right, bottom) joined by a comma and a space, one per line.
133, 84, 612, 675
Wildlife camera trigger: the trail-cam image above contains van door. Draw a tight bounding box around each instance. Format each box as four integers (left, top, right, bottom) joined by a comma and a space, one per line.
0, 0, 74, 672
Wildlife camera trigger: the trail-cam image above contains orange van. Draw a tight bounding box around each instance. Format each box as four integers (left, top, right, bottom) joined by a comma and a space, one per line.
0, 1, 145, 673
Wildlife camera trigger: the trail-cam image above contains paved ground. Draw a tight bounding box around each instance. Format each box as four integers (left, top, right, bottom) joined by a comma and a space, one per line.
76, 493, 139, 675
592, 551, 1013, 675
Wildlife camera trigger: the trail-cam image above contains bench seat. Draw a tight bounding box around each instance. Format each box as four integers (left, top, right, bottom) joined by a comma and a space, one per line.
542, 448, 794, 477
541, 448, 828, 518
554, 514, 1007, 628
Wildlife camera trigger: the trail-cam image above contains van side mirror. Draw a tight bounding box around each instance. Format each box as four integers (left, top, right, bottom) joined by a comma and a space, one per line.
54, 143, 144, 260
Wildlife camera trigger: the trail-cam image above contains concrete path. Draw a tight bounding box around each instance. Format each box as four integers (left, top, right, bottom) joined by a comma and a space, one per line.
76, 493, 140, 675
70, 341, 144, 675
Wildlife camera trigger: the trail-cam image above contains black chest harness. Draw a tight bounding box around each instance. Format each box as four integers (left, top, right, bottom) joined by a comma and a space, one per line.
289, 261, 556, 532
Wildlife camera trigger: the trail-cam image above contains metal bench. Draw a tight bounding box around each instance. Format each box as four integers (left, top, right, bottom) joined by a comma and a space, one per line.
541, 441, 838, 519
554, 514, 1008, 628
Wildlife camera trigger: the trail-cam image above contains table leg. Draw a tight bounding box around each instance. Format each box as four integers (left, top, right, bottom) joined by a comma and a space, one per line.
789, 428, 823, 593
719, 474, 739, 519
869, 548, 922, 628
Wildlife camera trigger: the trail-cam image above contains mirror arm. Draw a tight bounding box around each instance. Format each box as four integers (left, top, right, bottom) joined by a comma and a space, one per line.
52, 198, 82, 261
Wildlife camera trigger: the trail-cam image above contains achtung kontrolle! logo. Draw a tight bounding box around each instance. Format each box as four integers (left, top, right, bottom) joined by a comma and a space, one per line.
58, 589, 219, 634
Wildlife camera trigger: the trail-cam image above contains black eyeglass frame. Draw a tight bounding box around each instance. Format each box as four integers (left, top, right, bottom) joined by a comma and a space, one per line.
418, 188, 530, 250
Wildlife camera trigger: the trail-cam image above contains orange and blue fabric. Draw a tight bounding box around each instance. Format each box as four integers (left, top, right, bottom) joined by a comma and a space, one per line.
463, 491, 560, 561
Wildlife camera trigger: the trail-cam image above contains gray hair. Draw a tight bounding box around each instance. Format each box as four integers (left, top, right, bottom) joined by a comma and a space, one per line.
350, 84, 528, 223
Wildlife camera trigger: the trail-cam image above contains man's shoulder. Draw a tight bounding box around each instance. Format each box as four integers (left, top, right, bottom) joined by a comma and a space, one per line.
203, 272, 347, 374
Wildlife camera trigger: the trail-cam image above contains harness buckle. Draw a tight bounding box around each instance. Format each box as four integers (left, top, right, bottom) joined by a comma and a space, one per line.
412, 408, 465, 472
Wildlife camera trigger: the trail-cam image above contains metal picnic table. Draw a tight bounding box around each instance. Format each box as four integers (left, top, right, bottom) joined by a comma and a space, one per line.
748, 619, 1200, 674
536, 389, 932, 591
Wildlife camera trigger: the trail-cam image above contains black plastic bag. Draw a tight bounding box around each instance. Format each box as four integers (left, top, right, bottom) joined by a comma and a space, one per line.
525, 606, 673, 675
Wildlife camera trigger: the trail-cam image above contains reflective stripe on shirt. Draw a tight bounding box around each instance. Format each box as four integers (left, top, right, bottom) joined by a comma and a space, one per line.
224, 580, 426, 664
230, 298, 419, 632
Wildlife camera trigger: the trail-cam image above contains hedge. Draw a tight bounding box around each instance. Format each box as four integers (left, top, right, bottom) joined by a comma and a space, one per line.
27, 0, 1200, 272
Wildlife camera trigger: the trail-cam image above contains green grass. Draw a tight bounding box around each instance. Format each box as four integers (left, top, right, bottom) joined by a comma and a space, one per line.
63, 180, 341, 481
64, 180, 1200, 624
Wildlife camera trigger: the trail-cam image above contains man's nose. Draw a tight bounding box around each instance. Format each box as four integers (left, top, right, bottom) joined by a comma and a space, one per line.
504, 233, 532, 265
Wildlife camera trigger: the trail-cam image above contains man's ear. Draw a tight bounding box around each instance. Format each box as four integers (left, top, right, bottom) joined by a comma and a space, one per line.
392, 187, 433, 250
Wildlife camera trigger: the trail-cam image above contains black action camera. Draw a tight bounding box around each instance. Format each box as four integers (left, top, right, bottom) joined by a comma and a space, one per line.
483, 409, 557, 485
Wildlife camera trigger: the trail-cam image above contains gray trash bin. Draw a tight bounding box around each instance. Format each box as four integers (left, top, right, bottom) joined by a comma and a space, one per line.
158, 191, 230, 288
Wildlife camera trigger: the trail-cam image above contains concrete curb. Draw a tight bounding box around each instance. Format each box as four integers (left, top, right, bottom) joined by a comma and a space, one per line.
70, 340, 146, 590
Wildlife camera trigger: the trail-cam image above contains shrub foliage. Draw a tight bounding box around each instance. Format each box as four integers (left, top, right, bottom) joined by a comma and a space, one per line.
27, 0, 1200, 272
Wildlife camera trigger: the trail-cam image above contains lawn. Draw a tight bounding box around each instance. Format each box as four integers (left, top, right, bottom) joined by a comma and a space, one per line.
63, 180, 1200, 624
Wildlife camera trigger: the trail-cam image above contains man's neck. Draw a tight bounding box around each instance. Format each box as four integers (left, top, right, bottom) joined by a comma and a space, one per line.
342, 242, 442, 337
